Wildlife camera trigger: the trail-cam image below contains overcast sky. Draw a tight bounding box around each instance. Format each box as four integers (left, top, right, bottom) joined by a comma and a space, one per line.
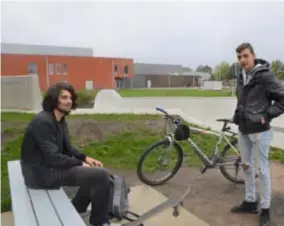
1, 0, 284, 69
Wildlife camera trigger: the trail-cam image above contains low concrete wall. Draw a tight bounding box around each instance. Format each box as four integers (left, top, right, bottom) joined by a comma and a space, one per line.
201, 81, 223, 90
1, 74, 42, 111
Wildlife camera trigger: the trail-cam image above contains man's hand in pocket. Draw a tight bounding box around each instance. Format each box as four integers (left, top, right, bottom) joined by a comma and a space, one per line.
260, 116, 265, 124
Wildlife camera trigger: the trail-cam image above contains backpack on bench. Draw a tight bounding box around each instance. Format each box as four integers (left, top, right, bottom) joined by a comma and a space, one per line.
108, 174, 140, 223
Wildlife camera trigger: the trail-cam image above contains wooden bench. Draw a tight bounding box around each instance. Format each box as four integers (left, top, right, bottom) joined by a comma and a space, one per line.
7, 160, 86, 226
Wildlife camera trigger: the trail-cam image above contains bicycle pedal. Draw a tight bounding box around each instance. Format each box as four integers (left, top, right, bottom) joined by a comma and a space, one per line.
200, 166, 207, 174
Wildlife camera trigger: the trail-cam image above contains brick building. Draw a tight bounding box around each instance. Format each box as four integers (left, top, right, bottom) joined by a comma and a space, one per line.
1, 43, 134, 91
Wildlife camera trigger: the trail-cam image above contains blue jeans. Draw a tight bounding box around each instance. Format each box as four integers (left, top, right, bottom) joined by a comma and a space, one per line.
238, 129, 273, 209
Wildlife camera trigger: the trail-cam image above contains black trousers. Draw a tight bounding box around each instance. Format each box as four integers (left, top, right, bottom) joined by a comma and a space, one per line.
55, 166, 111, 226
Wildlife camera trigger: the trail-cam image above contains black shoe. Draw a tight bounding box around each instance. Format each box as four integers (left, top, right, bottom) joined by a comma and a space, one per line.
259, 208, 270, 226
231, 201, 258, 213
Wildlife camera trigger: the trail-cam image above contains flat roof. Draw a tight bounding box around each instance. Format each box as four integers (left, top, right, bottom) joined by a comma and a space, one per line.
1, 42, 94, 57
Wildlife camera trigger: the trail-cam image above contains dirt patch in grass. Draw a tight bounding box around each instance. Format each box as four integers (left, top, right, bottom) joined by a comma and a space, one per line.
66, 118, 166, 146
1, 117, 166, 146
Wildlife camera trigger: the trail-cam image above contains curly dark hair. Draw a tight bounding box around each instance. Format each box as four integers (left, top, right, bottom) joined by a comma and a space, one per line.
42, 82, 78, 112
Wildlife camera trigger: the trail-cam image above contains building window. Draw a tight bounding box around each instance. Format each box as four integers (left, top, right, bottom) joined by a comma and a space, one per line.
28, 63, 38, 74
114, 64, 118, 75
48, 64, 54, 75
63, 64, 68, 74
56, 64, 61, 75
124, 65, 129, 75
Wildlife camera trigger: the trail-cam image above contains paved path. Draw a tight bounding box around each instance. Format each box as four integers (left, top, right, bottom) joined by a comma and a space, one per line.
106, 162, 284, 226
63, 162, 283, 226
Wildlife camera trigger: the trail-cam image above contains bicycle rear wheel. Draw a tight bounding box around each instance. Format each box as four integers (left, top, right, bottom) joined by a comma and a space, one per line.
219, 139, 244, 184
137, 139, 184, 186
219, 138, 259, 184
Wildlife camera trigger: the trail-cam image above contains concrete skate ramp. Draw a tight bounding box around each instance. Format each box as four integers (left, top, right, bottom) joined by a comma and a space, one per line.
93, 89, 123, 111
93, 90, 283, 130
88, 185, 210, 226
1, 74, 42, 111
126, 185, 210, 226
92, 90, 284, 149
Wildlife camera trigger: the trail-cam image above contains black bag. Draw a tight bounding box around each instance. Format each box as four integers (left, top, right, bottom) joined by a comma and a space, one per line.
108, 174, 140, 222
174, 124, 190, 141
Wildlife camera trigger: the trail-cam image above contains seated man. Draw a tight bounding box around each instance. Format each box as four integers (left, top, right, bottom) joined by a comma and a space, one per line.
20, 82, 111, 226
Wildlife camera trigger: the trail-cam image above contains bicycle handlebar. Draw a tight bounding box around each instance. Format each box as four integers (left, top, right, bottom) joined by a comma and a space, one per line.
155, 107, 179, 124
156, 107, 237, 136
155, 107, 169, 116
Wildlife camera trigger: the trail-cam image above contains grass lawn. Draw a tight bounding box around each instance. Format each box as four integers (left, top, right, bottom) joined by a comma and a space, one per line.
1, 112, 283, 212
118, 88, 234, 97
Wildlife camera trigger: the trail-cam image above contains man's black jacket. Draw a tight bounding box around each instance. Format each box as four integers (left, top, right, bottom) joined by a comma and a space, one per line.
233, 58, 284, 134
20, 110, 86, 188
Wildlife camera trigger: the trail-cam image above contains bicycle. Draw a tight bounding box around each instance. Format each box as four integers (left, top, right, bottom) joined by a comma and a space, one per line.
136, 106, 248, 187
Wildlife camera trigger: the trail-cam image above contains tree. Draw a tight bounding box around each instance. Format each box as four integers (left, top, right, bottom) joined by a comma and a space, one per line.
271, 60, 283, 79
182, 67, 193, 72
228, 63, 241, 80
278, 71, 284, 80
196, 65, 213, 74
213, 61, 231, 81
196, 65, 203, 72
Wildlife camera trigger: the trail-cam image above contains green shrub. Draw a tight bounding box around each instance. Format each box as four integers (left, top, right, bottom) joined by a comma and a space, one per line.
76, 90, 97, 105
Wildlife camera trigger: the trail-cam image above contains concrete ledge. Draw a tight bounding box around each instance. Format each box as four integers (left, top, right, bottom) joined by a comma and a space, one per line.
1, 74, 42, 111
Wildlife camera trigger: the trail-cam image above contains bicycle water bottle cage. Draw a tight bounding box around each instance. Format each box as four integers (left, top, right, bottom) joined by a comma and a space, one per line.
174, 124, 190, 141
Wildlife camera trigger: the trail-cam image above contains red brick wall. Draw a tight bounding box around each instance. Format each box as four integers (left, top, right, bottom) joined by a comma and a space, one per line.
1, 54, 133, 91
112, 58, 134, 79
1, 54, 47, 89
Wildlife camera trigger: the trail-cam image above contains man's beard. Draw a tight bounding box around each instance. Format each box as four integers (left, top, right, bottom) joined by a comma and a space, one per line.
57, 106, 71, 116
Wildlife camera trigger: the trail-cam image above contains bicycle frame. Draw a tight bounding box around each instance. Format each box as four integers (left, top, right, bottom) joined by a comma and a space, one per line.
186, 127, 239, 168
159, 108, 240, 169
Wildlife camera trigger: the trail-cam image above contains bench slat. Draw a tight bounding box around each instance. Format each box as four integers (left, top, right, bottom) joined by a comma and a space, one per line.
7, 160, 38, 226
47, 189, 86, 226
28, 189, 62, 226
8, 160, 87, 226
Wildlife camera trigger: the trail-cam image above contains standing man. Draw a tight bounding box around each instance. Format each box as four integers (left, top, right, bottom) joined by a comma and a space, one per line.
20, 82, 111, 226
231, 42, 284, 226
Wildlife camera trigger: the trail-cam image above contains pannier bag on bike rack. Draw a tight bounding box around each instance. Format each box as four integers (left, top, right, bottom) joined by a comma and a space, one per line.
174, 124, 190, 141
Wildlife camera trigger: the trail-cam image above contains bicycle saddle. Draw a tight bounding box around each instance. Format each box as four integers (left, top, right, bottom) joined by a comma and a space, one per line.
216, 118, 234, 123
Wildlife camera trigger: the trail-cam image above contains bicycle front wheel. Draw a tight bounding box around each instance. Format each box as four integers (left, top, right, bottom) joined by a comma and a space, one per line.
137, 139, 184, 186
